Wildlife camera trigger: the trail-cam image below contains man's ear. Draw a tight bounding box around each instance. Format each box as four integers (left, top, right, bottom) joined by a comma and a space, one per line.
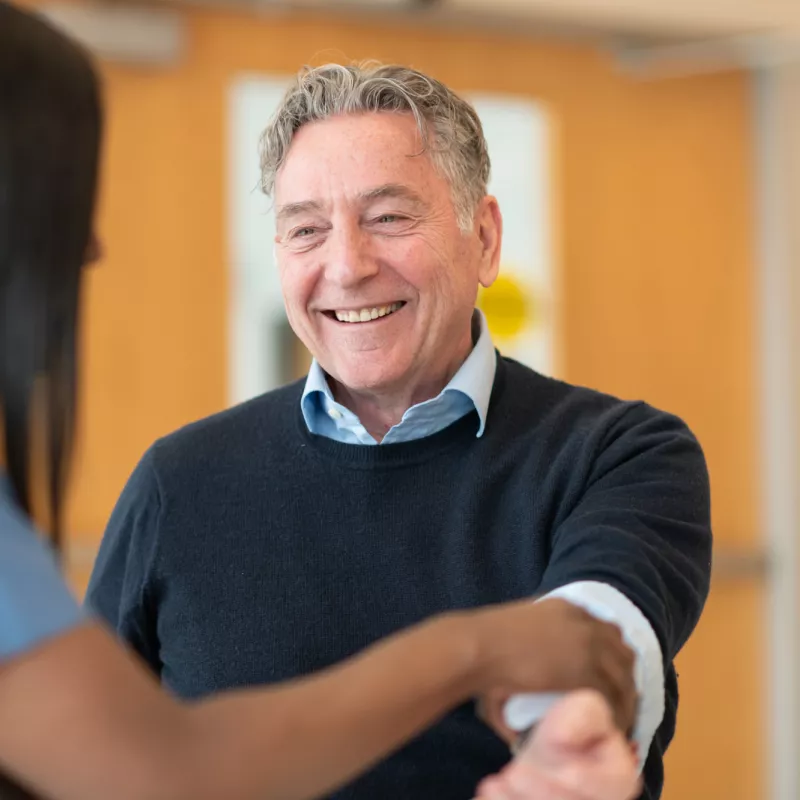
476, 196, 502, 289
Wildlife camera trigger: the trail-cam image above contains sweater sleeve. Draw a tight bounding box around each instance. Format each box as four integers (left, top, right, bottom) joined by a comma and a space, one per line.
529, 402, 711, 793
84, 447, 163, 674
537, 401, 712, 665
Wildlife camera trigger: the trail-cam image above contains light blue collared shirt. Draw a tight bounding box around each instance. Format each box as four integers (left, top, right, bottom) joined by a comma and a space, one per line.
299, 309, 664, 766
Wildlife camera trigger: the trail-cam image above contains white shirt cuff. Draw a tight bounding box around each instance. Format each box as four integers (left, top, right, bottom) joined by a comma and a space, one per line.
502, 581, 665, 768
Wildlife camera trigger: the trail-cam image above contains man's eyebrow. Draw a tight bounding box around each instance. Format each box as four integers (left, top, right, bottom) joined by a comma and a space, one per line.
358, 184, 426, 207
275, 199, 324, 222
275, 185, 425, 222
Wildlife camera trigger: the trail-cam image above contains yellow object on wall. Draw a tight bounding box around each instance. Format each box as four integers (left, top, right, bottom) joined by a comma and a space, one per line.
478, 273, 533, 341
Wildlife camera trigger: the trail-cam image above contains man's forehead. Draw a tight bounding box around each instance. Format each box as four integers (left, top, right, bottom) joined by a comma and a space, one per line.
275, 114, 434, 188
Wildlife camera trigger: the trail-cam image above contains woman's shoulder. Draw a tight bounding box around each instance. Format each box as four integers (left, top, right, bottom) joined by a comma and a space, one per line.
0, 478, 86, 662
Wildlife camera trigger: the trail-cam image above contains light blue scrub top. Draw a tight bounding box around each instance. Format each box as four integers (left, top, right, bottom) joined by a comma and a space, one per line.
0, 475, 85, 660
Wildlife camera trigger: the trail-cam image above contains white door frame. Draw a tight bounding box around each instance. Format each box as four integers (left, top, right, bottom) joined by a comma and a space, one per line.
755, 62, 800, 800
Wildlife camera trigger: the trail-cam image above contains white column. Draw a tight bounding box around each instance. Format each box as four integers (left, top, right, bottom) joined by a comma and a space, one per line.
754, 61, 800, 800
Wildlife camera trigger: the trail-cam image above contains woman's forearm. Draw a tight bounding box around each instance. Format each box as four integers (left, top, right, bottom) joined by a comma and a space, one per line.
0, 614, 483, 800
184, 612, 480, 800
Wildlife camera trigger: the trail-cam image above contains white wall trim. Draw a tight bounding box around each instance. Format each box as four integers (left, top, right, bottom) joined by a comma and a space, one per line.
754, 65, 800, 800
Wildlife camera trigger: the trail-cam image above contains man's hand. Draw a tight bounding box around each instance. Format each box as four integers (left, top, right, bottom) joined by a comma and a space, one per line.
474, 690, 641, 800
471, 598, 637, 735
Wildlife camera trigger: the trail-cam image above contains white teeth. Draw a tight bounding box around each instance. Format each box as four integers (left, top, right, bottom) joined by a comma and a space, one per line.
334, 302, 403, 323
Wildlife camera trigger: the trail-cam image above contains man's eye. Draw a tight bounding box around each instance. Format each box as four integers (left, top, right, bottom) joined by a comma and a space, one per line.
291, 227, 316, 238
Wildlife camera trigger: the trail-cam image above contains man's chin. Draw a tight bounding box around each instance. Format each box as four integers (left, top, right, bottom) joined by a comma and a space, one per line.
327, 361, 411, 397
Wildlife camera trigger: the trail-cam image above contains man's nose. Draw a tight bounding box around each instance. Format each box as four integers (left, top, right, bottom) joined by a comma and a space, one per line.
323, 223, 379, 288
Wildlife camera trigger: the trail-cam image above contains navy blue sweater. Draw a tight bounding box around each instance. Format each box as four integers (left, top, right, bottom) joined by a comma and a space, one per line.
87, 356, 712, 799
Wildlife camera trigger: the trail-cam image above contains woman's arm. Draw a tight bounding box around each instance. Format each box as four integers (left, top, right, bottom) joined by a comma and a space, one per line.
0, 599, 635, 800
0, 617, 471, 800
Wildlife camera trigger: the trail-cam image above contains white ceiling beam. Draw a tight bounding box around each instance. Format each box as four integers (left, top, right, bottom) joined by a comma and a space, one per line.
37, 2, 185, 64
441, 0, 800, 38
614, 33, 800, 77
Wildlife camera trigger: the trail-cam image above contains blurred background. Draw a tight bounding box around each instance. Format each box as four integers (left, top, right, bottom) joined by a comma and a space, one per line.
13, 0, 799, 797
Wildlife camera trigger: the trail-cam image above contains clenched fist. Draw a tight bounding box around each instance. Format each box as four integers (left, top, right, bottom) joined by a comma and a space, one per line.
475, 689, 641, 800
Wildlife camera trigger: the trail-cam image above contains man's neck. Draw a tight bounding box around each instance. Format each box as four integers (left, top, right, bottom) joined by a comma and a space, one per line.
330, 381, 441, 443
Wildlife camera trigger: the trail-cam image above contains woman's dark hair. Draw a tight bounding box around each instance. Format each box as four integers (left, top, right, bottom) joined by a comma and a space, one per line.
0, 1, 102, 548
0, 771, 41, 800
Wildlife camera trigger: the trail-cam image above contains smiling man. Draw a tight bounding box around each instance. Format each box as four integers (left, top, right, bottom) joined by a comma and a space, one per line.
274, 111, 501, 443
87, 63, 711, 800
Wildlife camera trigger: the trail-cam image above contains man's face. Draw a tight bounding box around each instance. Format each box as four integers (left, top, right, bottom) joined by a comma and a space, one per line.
274, 111, 501, 399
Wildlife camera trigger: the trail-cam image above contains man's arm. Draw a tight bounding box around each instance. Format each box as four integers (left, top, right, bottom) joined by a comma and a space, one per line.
506, 403, 711, 773
85, 447, 163, 672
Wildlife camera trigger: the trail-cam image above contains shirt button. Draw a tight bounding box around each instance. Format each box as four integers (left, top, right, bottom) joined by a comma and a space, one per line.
328, 408, 343, 420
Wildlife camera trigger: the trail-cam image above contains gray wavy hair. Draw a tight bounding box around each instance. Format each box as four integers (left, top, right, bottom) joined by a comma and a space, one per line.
258, 62, 491, 231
